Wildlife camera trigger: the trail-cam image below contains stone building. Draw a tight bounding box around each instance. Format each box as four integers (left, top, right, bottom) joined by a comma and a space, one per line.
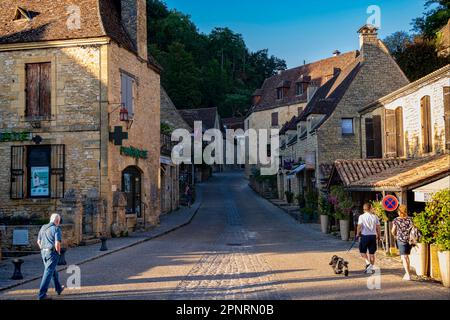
279, 25, 410, 202
327, 64, 450, 213
160, 87, 192, 214
245, 50, 358, 178
0, 0, 161, 253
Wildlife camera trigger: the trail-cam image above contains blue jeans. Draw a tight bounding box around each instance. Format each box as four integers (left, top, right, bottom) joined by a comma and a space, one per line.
38, 250, 62, 299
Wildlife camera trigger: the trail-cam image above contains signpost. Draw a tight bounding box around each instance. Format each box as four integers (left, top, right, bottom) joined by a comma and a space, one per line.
382, 195, 399, 212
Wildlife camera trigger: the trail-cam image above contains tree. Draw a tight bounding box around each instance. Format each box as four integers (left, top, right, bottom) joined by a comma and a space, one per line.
412, 0, 450, 39
383, 31, 414, 57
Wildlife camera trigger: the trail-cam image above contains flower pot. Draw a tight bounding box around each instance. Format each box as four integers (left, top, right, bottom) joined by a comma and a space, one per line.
438, 251, 450, 288
410, 243, 429, 277
320, 215, 329, 233
339, 219, 350, 241
430, 244, 442, 281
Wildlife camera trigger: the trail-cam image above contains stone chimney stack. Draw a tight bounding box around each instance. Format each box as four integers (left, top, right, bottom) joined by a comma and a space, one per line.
333, 50, 341, 57
358, 24, 379, 49
120, 0, 148, 60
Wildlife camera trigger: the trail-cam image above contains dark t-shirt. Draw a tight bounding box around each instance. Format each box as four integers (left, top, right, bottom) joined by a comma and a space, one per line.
393, 217, 413, 243
38, 223, 62, 250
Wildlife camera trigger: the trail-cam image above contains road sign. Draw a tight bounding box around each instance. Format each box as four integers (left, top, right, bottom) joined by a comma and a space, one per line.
382, 195, 399, 212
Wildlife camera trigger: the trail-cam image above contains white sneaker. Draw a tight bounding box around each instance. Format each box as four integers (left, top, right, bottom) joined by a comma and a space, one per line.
365, 264, 374, 274
402, 273, 411, 281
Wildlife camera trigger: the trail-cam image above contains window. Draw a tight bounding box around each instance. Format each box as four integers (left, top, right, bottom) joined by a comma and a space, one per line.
271, 112, 279, 127
296, 83, 304, 96
365, 116, 382, 158
421, 96, 432, 154
10, 145, 65, 199
276, 88, 283, 100
122, 166, 142, 217
341, 118, 354, 135
121, 72, 135, 116
25, 62, 51, 119
384, 107, 404, 158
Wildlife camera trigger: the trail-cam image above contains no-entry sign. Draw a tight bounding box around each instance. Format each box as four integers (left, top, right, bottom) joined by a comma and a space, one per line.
382, 195, 399, 212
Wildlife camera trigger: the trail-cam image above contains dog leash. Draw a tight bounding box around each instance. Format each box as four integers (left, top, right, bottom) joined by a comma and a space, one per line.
346, 236, 359, 253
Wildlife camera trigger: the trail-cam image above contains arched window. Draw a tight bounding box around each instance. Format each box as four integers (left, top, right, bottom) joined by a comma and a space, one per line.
420, 96, 432, 154
122, 166, 142, 217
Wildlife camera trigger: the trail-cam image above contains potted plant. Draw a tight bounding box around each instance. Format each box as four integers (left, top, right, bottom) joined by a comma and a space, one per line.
319, 194, 332, 233
434, 189, 450, 287
285, 191, 294, 204
302, 191, 318, 223
412, 210, 434, 277
330, 186, 353, 241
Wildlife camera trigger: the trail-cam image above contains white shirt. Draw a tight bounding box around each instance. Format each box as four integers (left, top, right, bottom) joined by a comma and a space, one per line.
358, 212, 380, 236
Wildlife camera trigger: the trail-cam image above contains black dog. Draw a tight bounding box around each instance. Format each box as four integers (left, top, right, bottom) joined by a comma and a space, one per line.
329, 255, 349, 276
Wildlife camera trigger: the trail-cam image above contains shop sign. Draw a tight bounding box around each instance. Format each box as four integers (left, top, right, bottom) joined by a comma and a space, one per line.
120, 146, 148, 160
0, 132, 32, 142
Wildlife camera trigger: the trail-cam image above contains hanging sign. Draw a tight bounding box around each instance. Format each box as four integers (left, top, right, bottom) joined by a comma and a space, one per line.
382, 195, 399, 212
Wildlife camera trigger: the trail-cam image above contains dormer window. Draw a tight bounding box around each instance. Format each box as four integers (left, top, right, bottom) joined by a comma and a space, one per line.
296, 83, 304, 96
13, 7, 32, 21
277, 88, 283, 100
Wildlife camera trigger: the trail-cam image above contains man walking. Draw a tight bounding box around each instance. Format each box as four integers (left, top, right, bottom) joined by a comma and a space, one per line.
37, 213, 64, 300
357, 203, 381, 274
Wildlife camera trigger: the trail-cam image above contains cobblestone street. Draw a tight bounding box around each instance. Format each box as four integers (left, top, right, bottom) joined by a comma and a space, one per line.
1, 171, 449, 300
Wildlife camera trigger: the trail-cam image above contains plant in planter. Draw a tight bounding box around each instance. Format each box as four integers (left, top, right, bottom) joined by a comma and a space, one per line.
285, 191, 294, 204
319, 194, 332, 233
433, 189, 450, 287
296, 194, 306, 208
330, 186, 353, 241
303, 191, 318, 223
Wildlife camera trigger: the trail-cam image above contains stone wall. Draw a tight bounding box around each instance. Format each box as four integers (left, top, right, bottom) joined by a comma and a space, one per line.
362, 76, 449, 159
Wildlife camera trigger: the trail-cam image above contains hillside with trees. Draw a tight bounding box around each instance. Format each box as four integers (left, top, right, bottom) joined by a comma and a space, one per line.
147, 0, 286, 118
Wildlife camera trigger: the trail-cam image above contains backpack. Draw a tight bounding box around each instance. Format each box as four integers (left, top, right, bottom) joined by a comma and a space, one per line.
408, 225, 422, 246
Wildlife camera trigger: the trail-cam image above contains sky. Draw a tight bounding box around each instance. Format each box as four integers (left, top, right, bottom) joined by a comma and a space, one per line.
163, 0, 427, 68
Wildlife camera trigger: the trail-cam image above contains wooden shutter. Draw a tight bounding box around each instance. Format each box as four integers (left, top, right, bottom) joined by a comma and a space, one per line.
385, 109, 397, 157
395, 107, 404, 157
39, 63, 51, 118
25, 64, 40, 118
421, 96, 432, 154
51, 145, 65, 199
444, 87, 450, 150
365, 118, 375, 158
373, 115, 382, 158
10, 146, 25, 199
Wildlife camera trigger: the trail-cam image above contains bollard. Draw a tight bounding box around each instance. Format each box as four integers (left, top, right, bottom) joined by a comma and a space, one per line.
58, 248, 67, 266
11, 259, 24, 280
100, 237, 108, 251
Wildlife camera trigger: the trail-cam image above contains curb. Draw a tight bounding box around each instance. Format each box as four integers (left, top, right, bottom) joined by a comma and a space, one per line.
0, 201, 202, 293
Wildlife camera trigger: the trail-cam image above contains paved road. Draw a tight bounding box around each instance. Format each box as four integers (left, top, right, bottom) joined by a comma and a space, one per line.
1, 171, 449, 300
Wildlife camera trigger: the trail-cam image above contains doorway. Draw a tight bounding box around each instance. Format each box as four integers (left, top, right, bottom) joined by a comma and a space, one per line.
122, 166, 142, 217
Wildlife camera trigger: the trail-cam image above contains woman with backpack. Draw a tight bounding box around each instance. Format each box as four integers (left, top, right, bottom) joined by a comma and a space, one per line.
391, 205, 414, 281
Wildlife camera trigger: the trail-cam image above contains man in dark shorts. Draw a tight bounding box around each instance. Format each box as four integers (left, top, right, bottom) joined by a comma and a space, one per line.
357, 203, 381, 274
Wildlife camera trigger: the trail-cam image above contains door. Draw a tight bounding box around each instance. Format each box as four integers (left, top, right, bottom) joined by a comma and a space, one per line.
122, 166, 142, 217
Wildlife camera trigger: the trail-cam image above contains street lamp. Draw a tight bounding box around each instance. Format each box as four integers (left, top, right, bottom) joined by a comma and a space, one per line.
119, 105, 129, 122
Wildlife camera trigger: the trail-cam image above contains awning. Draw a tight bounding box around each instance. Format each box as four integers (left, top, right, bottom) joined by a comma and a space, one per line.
288, 164, 306, 177
413, 175, 450, 202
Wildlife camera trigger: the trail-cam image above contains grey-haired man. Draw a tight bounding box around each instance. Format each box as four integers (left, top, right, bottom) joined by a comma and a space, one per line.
37, 213, 64, 300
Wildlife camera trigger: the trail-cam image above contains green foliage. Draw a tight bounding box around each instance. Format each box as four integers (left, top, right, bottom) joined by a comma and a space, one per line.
329, 186, 353, 220
370, 200, 389, 222
161, 122, 173, 135
412, 0, 450, 39
147, 0, 286, 115
285, 191, 294, 204
413, 188, 450, 246
436, 219, 450, 251
319, 194, 332, 217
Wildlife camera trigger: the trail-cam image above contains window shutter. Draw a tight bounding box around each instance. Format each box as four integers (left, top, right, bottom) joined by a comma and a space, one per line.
365, 118, 375, 158
385, 109, 397, 157
25, 64, 40, 118
10, 146, 25, 199
39, 62, 51, 118
50, 145, 65, 199
373, 115, 382, 158
421, 96, 432, 154
444, 87, 450, 150
395, 107, 404, 157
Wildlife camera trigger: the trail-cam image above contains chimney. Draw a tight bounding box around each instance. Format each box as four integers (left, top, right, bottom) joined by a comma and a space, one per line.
252, 89, 263, 106
120, 0, 148, 60
358, 24, 379, 49
333, 50, 341, 56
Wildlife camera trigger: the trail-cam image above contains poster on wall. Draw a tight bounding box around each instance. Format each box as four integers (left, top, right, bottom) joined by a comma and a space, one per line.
30, 166, 50, 197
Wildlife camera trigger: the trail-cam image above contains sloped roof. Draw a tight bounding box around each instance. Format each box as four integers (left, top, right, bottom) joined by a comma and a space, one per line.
179, 107, 219, 132
160, 86, 192, 132
330, 154, 450, 191
222, 117, 245, 130
251, 51, 359, 112
298, 58, 363, 124
0, 1, 161, 71
280, 116, 298, 135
